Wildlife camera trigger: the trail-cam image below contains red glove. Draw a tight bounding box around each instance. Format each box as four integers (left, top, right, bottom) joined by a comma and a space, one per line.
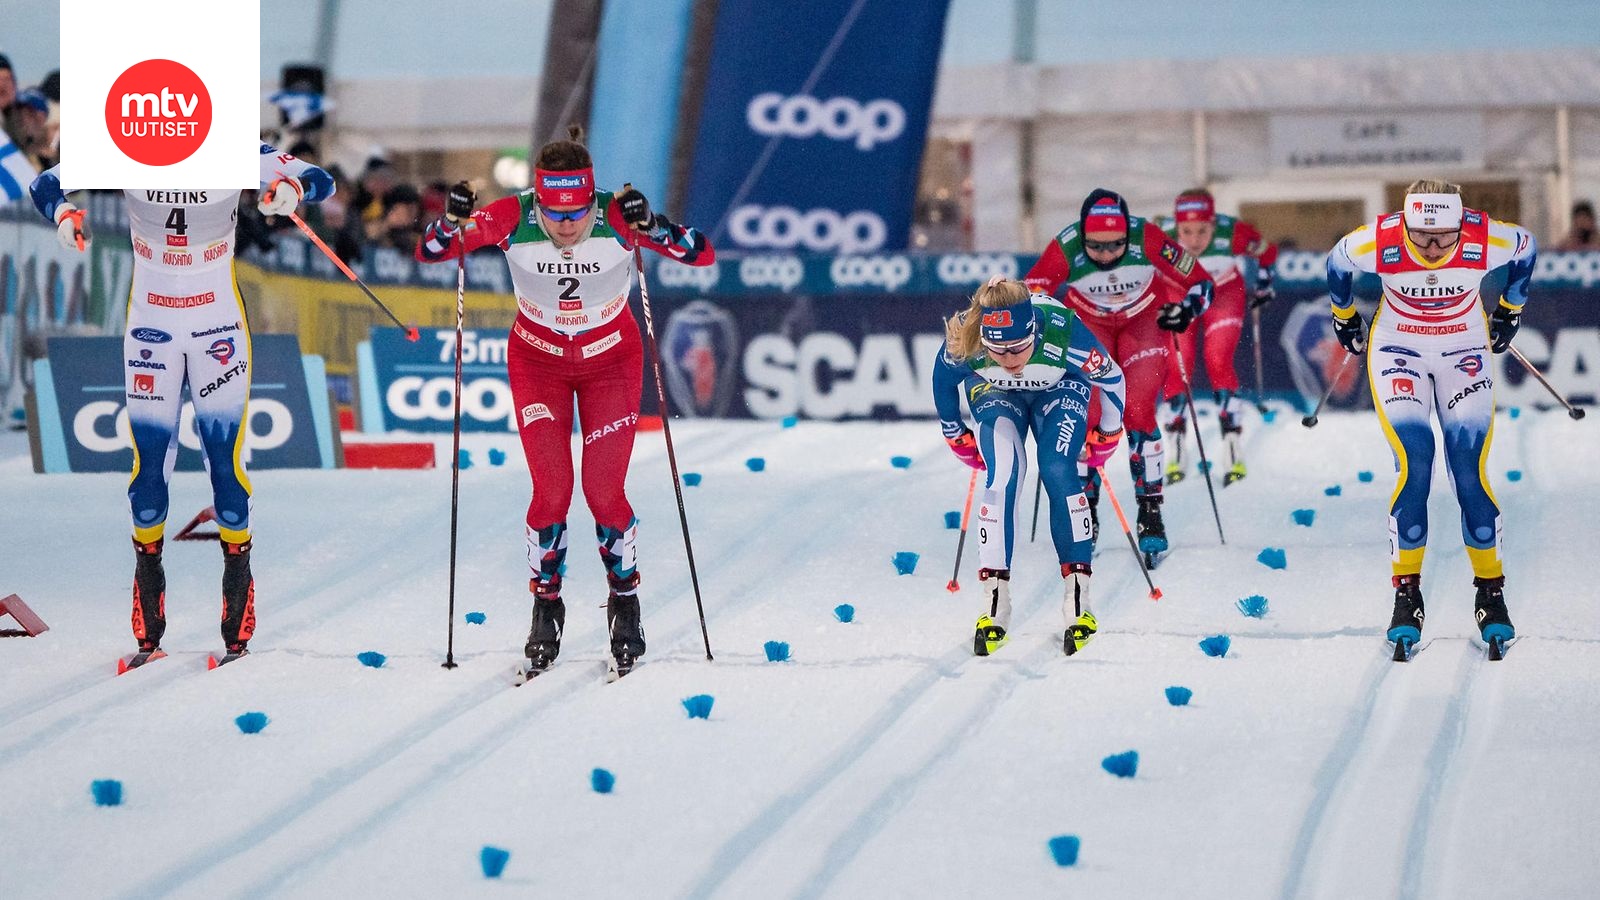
946, 431, 985, 471
1083, 427, 1122, 469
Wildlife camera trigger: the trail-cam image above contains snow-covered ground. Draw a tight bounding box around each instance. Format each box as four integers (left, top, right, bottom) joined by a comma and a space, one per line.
2, 405, 1597, 899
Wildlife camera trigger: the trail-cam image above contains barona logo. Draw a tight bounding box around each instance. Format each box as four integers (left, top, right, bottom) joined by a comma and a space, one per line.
104, 59, 212, 166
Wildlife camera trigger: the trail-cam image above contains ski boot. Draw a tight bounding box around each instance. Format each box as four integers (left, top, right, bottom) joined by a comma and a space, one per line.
1473, 576, 1514, 660
973, 568, 1011, 656
606, 572, 646, 680
1219, 410, 1247, 486
1135, 496, 1168, 556
1388, 574, 1424, 660
523, 576, 566, 675
207, 539, 255, 668
1084, 472, 1101, 545
1062, 562, 1098, 656
119, 538, 168, 673
1164, 413, 1187, 484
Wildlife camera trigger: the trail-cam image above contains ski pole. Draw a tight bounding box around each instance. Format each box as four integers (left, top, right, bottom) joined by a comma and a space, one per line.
1171, 335, 1225, 544
947, 468, 980, 593
1251, 307, 1268, 414
1301, 352, 1358, 428
1508, 345, 1587, 420
633, 240, 714, 661
1029, 472, 1043, 543
442, 243, 466, 670
1095, 466, 1162, 600
286, 210, 419, 341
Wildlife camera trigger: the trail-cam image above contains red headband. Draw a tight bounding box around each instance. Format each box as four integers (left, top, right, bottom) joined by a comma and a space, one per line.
1084, 202, 1127, 233
1175, 194, 1215, 223
534, 167, 595, 207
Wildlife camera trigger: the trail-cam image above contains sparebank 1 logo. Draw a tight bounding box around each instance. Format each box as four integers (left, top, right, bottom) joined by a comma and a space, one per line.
104, 59, 212, 166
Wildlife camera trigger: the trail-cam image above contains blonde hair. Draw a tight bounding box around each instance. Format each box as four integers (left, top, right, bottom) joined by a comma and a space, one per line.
944, 278, 1031, 360
1406, 178, 1461, 195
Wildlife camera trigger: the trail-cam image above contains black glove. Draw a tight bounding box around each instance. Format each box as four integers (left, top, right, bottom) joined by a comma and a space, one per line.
1157, 302, 1194, 333
445, 181, 476, 224
1332, 310, 1367, 355
1489, 305, 1520, 354
616, 187, 654, 229
1251, 271, 1275, 309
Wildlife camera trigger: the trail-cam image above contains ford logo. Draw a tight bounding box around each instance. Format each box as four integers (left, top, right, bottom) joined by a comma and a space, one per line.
130, 327, 173, 344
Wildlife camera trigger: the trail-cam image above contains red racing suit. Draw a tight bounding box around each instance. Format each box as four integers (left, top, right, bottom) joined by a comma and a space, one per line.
416, 191, 712, 594
1160, 214, 1277, 420
1026, 217, 1212, 497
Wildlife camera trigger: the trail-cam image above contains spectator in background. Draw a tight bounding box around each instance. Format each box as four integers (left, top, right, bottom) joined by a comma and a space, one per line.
1556, 201, 1599, 251
12, 88, 56, 170
375, 183, 423, 252
0, 54, 17, 110
422, 180, 449, 222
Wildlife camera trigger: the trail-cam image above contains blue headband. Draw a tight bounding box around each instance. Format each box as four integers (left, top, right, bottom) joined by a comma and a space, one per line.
979, 299, 1036, 346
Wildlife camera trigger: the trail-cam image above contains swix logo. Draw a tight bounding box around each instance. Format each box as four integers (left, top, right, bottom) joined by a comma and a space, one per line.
104, 59, 212, 166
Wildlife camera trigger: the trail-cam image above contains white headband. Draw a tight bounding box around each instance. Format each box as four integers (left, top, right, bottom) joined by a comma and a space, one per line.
1403, 193, 1463, 230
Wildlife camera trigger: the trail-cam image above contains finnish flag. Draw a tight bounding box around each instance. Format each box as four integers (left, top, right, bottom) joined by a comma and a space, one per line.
0, 126, 40, 206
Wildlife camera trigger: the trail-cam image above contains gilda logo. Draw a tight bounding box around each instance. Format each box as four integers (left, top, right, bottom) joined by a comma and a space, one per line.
104, 59, 212, 166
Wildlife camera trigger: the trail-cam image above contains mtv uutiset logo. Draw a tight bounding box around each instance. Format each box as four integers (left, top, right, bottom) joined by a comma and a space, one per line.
105, 59, 213, 166
60, 0, 259, 188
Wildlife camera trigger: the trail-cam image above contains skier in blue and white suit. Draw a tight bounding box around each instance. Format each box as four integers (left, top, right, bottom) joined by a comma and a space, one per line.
30, 143, 334, 660
933, 277, 1127, 657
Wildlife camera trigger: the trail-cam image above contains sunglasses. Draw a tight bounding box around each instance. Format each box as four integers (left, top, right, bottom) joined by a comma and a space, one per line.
1407, 229, 1460, 250
983, 338, 1035, 356
1083, 238, 1128, 253
540, 205, 592, 222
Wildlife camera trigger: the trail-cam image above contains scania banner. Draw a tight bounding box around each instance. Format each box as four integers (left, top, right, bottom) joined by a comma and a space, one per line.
680, 0, 950, 254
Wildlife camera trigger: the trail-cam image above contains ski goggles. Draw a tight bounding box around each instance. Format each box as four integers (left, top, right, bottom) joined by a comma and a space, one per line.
1083, 237, 1128, 253
540, 205, 592, 222
1406, 229, 1460, 250
982, 335, 1036, 356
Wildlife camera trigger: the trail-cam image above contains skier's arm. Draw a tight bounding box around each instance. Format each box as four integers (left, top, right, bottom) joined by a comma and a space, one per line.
931, 340, 973, 438
1024, 238, 1072, 297
604, 192, 714, 266
1067, 325, 1125, 434
1145, 221, 1212, 315
415, 194, 521, 263
1326, 223, 1376, 317
1486, 219, 1537, 314
1233, 219, 1279, 308
29, 165, 88, 251
29, 164, 67, 222
257, 143, 335, 217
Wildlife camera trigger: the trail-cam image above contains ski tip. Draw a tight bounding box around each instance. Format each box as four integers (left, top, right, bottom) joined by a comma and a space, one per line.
116, 657, 129, 676
1392, 638, 1414, 662
207, 655, 220, 671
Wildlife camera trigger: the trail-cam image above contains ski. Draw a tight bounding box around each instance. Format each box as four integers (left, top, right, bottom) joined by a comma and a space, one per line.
606, 656, 637, 683
512, 660, 552, 686
1389, 635, 1426, 662
116, 648, 167, 675
207, 649, 249, 669
1486, 635, 1509, 661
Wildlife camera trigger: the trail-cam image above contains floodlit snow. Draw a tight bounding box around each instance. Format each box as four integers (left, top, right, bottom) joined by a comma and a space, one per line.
2, 406, 1597, 899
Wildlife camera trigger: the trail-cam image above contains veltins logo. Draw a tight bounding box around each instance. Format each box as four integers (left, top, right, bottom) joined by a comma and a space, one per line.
105, 59, 212, 166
